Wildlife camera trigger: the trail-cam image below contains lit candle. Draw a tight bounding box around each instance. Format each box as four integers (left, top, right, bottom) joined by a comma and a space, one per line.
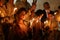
14, 7, 17, 11
44, 20, 48, 24
54, 12, 57, 15
12, 7, 17, 16
30, 18, 34, 28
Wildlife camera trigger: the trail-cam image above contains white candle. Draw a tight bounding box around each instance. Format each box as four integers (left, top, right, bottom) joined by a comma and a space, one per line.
12, 7, 17, 16
30, 18, 34, 28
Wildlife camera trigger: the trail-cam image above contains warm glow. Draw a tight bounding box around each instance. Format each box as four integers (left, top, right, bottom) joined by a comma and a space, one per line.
55, 14, 60, 22
54, 12, 57, 15
44, 20, 48, 24
57, 16, 60, 22
12, 7, 17, 15
30, 18, 35, 28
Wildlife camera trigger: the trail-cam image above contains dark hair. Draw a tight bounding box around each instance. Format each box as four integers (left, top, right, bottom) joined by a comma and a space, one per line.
16, 8, 26, 15
14, 8, 26, 23
58, 6, 60, 9
35, 9, 43, 16
43, 2, 49, 5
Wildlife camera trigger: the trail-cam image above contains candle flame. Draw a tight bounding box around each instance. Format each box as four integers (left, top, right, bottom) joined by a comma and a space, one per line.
14, 7, 17, 11
44, 20, 48, 24
54, 12, 57, 15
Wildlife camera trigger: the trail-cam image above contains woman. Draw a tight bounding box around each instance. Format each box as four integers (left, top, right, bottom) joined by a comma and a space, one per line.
13, 8, 28, 40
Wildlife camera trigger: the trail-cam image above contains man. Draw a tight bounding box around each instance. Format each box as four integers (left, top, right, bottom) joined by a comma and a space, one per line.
41, 2, 54, 22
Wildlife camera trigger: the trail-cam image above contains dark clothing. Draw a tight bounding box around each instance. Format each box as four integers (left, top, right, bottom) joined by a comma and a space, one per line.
41, 10, 54, 22
2, 23, 11, 40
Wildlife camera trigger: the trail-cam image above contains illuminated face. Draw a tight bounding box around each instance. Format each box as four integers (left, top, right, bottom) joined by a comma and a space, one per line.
19, 11, 26, 20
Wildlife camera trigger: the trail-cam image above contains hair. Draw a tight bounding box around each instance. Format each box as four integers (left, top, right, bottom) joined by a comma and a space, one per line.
35, 9, 43, 16
4, 0, 9, 5
58, 6, 60, 9
43, 2, 49, 5
14, 8, 26, 23
16, 8, 26, 15
32, 2, 36, 6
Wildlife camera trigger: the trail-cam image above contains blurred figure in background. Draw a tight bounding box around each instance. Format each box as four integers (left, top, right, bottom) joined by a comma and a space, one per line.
24, 3, 36, 40
42, 2, 54, 22
0, 0, 15, 39
44, 14, 58, 40
54, 6, 60, 15
58, 6, 60, 13
0, 0, 15, 24
24, 3, 36, 28
31, 9, 43, 40
54, 6, 60, 40
0, 0, 7, 18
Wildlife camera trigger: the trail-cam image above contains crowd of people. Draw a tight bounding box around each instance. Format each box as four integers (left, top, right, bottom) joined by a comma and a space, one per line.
0, 0, 60, 40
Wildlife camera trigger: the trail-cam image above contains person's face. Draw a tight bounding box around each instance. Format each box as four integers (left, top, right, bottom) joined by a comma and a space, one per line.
44, 4, 50, 10
19, 11, 26, 20
31, 4, 36, 11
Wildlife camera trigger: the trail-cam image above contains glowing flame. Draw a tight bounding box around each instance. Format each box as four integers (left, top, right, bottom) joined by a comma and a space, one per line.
44, 20, 48, 24
12, 7, 17, 15
30, 18, 34, 28
54, 12, 57, 15
14, 7, 17, 11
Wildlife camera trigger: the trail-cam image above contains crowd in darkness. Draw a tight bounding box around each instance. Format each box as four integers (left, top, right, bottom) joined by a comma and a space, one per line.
0, 0, 60, 40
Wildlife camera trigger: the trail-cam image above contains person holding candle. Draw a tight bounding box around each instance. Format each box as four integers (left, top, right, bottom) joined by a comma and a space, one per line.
31, 9, 43, 40
43, 13, 58, 40
24, 3, 36, 28
13, 8, 28, 40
